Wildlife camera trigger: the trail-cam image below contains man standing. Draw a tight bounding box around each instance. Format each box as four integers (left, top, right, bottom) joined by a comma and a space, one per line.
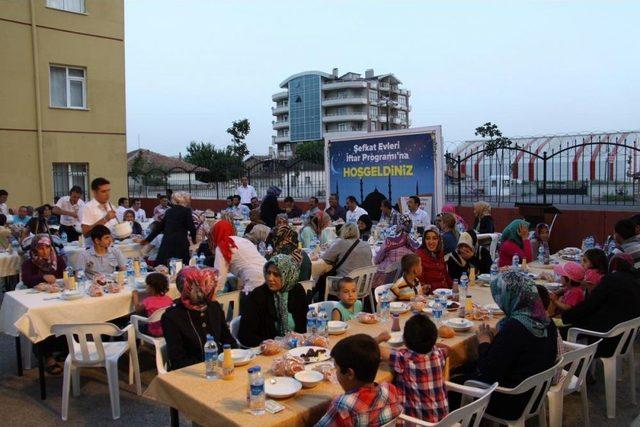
153, 194, 170, 221
0, 190, 10, 216
115, 197, 129, 222
325, 193, 346, 222
53, 186, 85, 242
345, 195, 368, 223
305, 197, 321, 217
283, 196, 302, 218
406, 195, 429, 231
78, 224, 126, 279
81, 178, 117, 236
236, 176, 257, 208
132, 199, 147, 222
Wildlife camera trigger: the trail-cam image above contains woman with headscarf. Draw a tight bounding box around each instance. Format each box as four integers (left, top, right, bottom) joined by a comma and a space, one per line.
471, 270, 558, 420
442, 203, 467, 234
140, 191, 196, 266
446, 230, 492, 281
243, 209, 271, 246
529, 223, 550, 260
497, 219, 532, 267
440, 212, 459, 255
416, 225, 453, 294
260, 186, 283, 228
357, 214, 373, 242
269, 224, 311, 282
209, 220, 266, 295
562, 253, 640, 357
372, 214, 419, 289
300, 211, 334, 248
238, 254, 307, 347
21, 234, 67, 288
472, 201, 495, 234
161, 267, 237, 370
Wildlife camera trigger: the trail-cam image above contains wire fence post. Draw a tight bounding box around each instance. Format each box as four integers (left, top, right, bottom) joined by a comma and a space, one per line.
188, 171, 192, 193
457, 156, 462, 206
542, 151, 548, 205
286, 164, 290, 198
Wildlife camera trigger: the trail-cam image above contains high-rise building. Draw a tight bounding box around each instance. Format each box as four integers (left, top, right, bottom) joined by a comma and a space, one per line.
272, 68, 411, 158
0, 0, 127, 206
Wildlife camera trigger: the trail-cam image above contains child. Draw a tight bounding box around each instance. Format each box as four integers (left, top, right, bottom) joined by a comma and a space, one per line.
549, 262, 585, 315
535, 285, 564, 385
376, 315, 449, 423
315, 334, 402, 427
332, 277, 363, 321
132, 272, 172, 336
390, 253, 423, 301
581, 248, 607, 291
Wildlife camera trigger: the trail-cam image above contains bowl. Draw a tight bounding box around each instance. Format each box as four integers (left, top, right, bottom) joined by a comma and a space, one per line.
433, 288, 453, 298
217, 349, 254, 366
388, 332, 403, 346
114, 222, 133, 239
443, 318, 474, 332
389, 302, 409, 313
265, 377, 302, 398
327, 321, 348, 335
294, 370, 324, 388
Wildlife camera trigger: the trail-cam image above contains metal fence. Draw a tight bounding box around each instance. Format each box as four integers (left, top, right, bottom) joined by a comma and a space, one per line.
127, 158, 327, 200
445, 140, 640, 207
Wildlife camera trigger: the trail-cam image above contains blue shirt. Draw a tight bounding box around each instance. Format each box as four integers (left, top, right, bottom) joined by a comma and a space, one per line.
12, 215, 31, 227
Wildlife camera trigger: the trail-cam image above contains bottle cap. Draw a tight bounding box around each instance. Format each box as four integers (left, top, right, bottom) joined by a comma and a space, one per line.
223, 344, 231, 349
253, 366, 261, 372
206, 334, 213, 340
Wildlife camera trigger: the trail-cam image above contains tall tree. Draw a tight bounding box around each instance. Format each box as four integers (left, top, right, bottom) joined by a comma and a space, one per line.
475, 122, 513, 177
226, 119, 251, 158
185, 141, 242, 182
293, 140, 324, 164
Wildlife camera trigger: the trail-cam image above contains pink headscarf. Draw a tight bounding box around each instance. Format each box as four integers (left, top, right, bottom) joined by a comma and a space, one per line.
175, 267, 219, 311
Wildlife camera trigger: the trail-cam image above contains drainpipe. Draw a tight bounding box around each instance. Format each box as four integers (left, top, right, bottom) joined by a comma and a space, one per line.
29, 0, 46, 204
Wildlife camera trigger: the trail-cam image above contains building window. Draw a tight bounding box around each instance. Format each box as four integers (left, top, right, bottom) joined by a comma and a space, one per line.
337, 123, 348, 132
50, 65, 86, 108
371, 122, 376, 131
398, 96, 407, 106
52, 163, 88, 199
47, 0, 85, 13
369, 106, 378, 118
369, 90, 378, 102
399, 111, 407, 121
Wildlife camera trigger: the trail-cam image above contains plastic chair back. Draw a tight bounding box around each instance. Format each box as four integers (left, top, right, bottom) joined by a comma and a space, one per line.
52, 323, 123, 367
374, 283, 395, 303
216, 290, 241, 322
557, 339, 600, 395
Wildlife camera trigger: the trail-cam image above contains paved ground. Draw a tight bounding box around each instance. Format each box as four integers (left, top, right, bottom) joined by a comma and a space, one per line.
0, 298, 639, 425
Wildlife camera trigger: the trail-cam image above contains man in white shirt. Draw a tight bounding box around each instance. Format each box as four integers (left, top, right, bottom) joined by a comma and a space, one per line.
406, 195, 429, 231
0, 189, 10, 216
131, 199, 147, 223
81, 177, 117, 236
345, 195, 368, 223
53, 185, 85, 242
115, 197, 129, 222
236, 176, 257, 207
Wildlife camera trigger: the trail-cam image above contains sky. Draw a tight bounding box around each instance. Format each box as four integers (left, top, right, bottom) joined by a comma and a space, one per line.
124, 0, 640, 156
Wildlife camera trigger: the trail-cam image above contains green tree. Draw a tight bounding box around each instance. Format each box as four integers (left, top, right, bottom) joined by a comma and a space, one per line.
185, 141, 242, 182
474, 122, 512, 156
226, 119, 251, 159
293, 140, 324, 164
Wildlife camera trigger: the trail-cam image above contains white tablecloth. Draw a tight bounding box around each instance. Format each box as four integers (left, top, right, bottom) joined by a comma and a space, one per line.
62, 241, 143, 270
0, 252, 21, 278
0, 283, 179, 343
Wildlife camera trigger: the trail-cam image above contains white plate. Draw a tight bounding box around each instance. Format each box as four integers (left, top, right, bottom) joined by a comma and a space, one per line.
60, 291, 84, 301
388, 331, 403, 346
443, 318, 474, 332
428, 300, 456, 308
390, 302, 410, 314
477, 274, 492, 282
294, 370, 324, 388
265, 377, 302, 399
483, 303, 504, 314
433, 288, 453, 297
327, 321, 348, 335
544, 282, 562, 291
217, 349, 254, 366
287, 346, 331, 364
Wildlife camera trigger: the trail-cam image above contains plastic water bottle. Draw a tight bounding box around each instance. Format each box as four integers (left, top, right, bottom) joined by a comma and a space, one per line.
490, 261, 499, 280
169, 258, 177, 276
197, 253, 205, 268
61, 231, 68, 243
538, 245, 545, 263
126, 259, 135, 287
204, 334, 218, 380
306, 308, 317, 335
432, 300, 444, 326
310, 236, 319, 251
140, 259, 148, 275
512, 255, 520, 270
76, 269, 86, 292
543, 242, 550, 265
317, 308, 328, 337
460, 273, 469, 300
258, 241, 266, 256
248, 366, 266, 415
379, 291, 391, 322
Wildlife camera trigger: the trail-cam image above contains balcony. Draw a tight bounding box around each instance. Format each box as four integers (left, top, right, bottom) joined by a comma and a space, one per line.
322, 81, 367, 91
273, 135, 290, 143
322, 113, 368, 123
378, 115, 387, 122
272, 120, 290, 130
392, 117, 403, 125
321, 96, 367, 107
324, 129, 368, 137
379, 82, 390, 91
272, 105, 289, 115
272, 91, 288, 101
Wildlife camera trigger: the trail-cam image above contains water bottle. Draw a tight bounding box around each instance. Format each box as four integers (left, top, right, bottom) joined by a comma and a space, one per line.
258, 241, 266, 256
317, 308, 328, 337
61, 231, 68, 243
265, 245, 273, 257
432, 300, 444, 326
460, 273, 469, 300
197, 253, 205, 268
310, 236, 319, 251
140, 259, 148, 275
538, 245, 545, 263
76, 269, 86, 292
126, 259, 135, 287
379, 291, 391, 322
169, 258, 177, 276
249, 366, 266, 415
490, 261, 499, 280
204, 334, 219, 380
543, 242, 550, 265
306, 308, 317, 335
512, 255, 520, 270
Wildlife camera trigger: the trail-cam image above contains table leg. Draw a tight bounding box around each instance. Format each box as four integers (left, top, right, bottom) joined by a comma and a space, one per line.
15, 336, 23, 376
170, 407, 179, 427
37, 343, 46, 400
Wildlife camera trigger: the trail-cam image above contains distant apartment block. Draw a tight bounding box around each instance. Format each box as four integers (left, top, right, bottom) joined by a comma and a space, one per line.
272, 68, 411, 158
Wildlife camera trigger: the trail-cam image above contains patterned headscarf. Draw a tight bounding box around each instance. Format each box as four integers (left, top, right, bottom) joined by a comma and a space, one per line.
266, 186, 282, 197
210, 220, 238, 263
29, 234, 57, 273
311, 211, 331, 234
491, 270, 550, 338
385, 214, 419, 252
176, 266, 219, 311
533, 223, 549, 240
500, 219, 529, 249
265, 254, 299, 335
420, 225, 443, 256
398, 214, 413, 234
270, 224, 304, 265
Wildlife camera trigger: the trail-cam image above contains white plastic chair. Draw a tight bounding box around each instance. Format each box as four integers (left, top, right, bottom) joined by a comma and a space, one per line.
324, 265, 378, 309
477, 233, 501, 259
299, 280, 315, 293
52, 322, 142, 420
216, 290, 241, 322
230, 316, 242, 346
568, 316, 640, 419
130, 307, 169, 375
547, 339, 600, 427
374, 283, 395, 303
400, 382, 498, 426
466, 357, 564, 427
309, 301, 339, 315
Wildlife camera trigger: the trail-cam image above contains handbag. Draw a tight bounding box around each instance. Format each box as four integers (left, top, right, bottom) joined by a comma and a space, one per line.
313, 239, 360, 302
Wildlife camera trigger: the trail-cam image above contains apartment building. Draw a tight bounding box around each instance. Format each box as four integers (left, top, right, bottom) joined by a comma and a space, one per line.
0, 0, 127, 206
272, 68, 411, 158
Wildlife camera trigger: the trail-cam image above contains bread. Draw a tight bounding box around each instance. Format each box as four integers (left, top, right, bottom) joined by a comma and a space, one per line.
271, 355, 305, 376
305, 335, 329, 348
438, 325, 456, 338
88, 284, 104, 297
260, 339, 281, 356
357, 313, 378, 324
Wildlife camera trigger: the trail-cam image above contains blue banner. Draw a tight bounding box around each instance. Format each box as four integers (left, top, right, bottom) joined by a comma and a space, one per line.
328, 132, 435, 205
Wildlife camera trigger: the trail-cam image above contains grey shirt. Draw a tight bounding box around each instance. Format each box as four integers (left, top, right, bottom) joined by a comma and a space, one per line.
321, 238, 373, 277
78, 246, 127, 279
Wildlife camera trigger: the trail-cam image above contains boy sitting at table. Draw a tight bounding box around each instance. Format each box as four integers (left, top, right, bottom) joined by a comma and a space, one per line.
331, 277, 363, 321
376, 314, 449, 423
315, 334, 402, 427
390, 253, 423, 301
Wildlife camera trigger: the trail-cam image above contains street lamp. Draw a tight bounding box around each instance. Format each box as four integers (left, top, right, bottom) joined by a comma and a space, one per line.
378, 96, 398, 131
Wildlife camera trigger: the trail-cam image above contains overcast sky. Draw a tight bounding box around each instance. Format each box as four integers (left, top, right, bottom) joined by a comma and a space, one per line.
125, 0, 640, 156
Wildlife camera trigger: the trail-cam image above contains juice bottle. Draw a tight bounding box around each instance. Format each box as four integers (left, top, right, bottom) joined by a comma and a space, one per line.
222, 344, 234, 380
